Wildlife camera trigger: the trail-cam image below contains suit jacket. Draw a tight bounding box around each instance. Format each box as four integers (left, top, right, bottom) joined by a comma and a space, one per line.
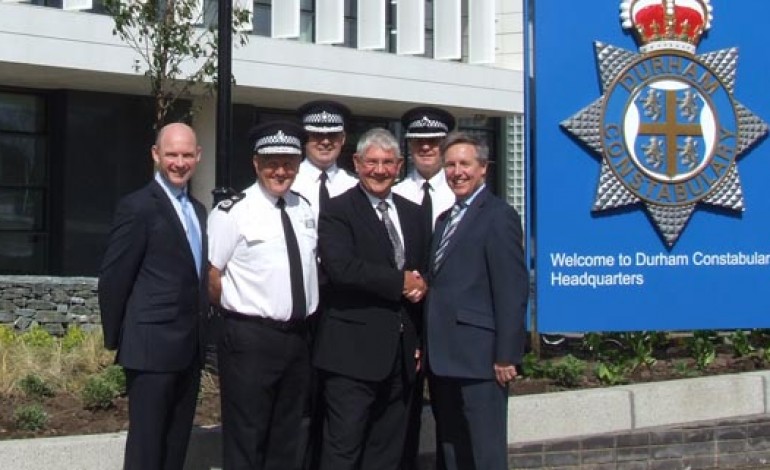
98, 179, 209, 372
426, 187, 528, 380
313, 185, 428, 382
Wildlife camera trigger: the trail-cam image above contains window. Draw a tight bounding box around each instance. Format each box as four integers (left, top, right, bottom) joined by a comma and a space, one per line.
0, 92, 48, 274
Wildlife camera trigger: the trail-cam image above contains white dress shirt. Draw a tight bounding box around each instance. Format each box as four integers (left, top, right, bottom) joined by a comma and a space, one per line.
208, 182, 319, 320
393, 168, 455, 231
291, 160, 358, 221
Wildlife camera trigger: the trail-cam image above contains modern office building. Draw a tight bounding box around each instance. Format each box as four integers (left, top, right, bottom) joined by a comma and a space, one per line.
0, 0, 524, 277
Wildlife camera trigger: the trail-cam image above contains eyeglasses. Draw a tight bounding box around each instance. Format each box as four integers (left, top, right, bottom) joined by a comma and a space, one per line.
358, 158, 400, 169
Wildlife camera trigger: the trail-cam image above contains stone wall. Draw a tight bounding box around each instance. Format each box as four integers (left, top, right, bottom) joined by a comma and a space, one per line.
0, 276, 100, 335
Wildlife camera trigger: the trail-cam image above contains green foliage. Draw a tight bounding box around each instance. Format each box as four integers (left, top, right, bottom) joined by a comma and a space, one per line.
729, 330, 755, 358
673, 360, 699, 378
18, 325, 55, 348
546, 355, 585, 388
13, 404, 48, 431
81, 376, 119, 410
0, 324, 15, 346
521, 352, 548, 378
61, 325, 87, 352
686, 330, 718, 370
621, 331, 666, 370
18, 374, 55, 400
103, 0, 251, 129
595, 361, 629, 386
101, 365, 127, 396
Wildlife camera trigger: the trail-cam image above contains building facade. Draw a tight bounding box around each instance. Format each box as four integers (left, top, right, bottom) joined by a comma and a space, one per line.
0, 0, 524, 277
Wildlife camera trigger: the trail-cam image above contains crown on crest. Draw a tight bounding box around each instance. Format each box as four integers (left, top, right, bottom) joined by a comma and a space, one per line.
620, 0, 712, 54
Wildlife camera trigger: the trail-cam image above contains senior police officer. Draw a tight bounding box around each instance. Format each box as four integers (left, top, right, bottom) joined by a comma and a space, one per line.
208, 121, 319, 470
393, 107, 456, 233
291, 100, 358, 220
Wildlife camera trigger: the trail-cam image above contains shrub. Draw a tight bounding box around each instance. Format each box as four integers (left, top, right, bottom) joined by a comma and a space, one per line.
81, 376, 118, 410
595, 361, 629, 386
686, 330, 718, 370
728, 330, 755, 358
18, 374, 55, 400
101, 365, 127, 396
61, 326, 87, 352
13, 404, 48, 431
521, 351, 547, 378
547, 354, 585, 388
18, 325, 55, 348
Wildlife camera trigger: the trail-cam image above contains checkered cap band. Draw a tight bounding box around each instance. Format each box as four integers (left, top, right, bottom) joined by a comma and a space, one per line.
303, 111, 344, 133
254, 130, 302, 155
405, 116, 449, 138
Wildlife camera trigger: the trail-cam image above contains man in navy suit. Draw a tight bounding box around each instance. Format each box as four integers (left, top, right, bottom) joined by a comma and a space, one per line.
99, 122, 208, 470
313, 128, 429, 470
425, 132, 528, 470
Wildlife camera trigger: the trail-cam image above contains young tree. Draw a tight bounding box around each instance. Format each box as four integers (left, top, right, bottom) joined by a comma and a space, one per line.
104, 0, 250, 130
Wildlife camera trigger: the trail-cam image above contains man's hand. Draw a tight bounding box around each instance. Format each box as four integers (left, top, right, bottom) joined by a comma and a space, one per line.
403, 270, 427, 303
494, 362, 518, 387
415, 348, 422, 373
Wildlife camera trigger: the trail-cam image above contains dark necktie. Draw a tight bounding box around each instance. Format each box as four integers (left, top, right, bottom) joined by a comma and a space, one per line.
421, 181, 433, 232
433, 202, 465, 273
277, 197, 307, 320
319, 171, 330, 213
376, 200, 405, 270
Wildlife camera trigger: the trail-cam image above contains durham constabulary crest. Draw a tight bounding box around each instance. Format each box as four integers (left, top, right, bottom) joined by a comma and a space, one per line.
562, 0, 768, 246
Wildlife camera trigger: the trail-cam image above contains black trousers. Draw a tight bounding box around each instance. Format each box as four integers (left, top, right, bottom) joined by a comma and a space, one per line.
319, 342, 413, 470
428, 373, 508, 470
124, 360, 201, 470
219, 315, 310, 470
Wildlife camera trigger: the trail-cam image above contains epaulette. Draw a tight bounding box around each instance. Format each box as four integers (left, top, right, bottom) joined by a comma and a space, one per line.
217, 193, 245, 212
290, 190, 311, 206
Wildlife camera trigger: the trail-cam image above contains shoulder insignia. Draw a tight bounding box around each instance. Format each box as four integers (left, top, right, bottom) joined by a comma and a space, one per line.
217, 193, 245, 212
290, 190, 311, 206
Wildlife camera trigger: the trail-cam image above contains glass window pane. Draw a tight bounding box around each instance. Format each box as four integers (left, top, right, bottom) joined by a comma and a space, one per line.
300, 11, 314, 42
301, 0, 313, 10
0, 93, 45, 133
0, 188, 45, 231
0, 135, 47, 186
253, 4, 271, 36
0, 233, 47, 274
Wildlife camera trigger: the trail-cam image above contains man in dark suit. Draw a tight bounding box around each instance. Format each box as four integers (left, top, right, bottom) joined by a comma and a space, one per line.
314, 128, 429, 470
425, 132, 528, 470
99, 122, 208, 470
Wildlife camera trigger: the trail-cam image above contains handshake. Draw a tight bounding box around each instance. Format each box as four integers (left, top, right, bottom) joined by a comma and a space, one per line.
403, 270, 428, 303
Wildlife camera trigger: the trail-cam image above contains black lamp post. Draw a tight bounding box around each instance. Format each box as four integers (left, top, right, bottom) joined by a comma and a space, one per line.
212, 0, 234, 206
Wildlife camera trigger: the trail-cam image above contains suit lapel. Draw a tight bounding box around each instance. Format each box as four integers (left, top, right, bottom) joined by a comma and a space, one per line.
150, 180, 197, 272
432, 188, 489, 275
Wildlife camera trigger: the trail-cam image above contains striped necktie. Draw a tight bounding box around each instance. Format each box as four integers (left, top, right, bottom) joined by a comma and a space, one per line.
376, 200, 405, 270
433, 202, 465, 273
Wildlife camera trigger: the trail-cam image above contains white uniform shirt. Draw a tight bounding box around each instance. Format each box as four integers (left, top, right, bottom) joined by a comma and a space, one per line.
393, 168, 455, 231
208, 182, 319, 320
291, 159, 358, 221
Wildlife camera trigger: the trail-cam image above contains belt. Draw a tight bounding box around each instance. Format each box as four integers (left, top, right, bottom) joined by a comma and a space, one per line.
222, 309, 307, 333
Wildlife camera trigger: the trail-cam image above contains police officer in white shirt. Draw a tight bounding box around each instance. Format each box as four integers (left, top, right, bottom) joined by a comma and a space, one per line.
208, 121, 319, 470
393, 107, 457, 233
292, 100, 358, 221
392, 106, 455, 470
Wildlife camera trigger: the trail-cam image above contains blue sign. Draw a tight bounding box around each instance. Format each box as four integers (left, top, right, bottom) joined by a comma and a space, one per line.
528, 0, 770, 331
